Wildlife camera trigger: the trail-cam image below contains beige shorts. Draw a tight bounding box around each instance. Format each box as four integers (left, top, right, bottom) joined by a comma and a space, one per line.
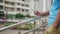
45, 25, 60, 34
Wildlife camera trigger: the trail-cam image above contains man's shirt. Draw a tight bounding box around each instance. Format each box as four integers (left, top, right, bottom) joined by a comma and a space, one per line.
48, 0, 60, 27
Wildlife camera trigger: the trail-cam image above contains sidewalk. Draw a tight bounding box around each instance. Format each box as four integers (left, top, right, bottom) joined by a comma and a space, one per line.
0, 24, 4, 28
0, 30, 45, 34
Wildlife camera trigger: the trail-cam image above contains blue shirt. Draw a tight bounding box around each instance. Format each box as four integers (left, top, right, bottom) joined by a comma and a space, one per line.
48, 0, 60, 27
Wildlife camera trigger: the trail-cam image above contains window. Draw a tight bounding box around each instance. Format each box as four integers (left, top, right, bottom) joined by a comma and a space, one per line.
5, 7, 14, 11
0, 6, 3, 10
25, 9, 29, 12
5, 1, 15, 5
0, 14, 4, 16
0, 14, 4, 19
25, 4, 29, 7
22, 4, 24, 6
22, 9, 24, 12
0, 0, 3, 3
17, 8, 20, 11
11, 8, 14, 11
5, 7, 8, 11
0, 11, 4, 14
17, 3, 20, 5
25, 9, 29, 13
10, 2, 15, 5
22, 0, 25, 1
5, 7, 10, 11
0, 11, 4, 18
51, 0, 53, 5
5, 1, 9, 4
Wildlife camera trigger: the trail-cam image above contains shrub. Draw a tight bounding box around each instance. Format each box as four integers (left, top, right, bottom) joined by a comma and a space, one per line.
26, 14, 31, 18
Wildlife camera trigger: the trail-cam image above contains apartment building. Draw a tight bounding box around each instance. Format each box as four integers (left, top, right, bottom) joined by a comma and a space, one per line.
0, 0, 31, 18
0, 0, 33, 22
0, 0, 52, 22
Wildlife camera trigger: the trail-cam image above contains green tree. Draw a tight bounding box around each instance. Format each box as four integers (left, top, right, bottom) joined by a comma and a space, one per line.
15, 13, 25, 19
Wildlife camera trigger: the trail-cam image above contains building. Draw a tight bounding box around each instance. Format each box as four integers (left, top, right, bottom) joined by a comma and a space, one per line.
0, 0, 52, 23
0, 0, 32, 16
0, 0, 34, 22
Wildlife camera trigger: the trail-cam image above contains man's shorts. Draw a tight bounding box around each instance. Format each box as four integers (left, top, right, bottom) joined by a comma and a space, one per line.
45, 25, 60, 34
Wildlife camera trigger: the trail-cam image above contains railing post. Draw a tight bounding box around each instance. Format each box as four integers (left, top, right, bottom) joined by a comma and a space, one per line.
24, 33, 28, 34
37, 30, 39, 34
32, 21, 36, 34
42, 20, 44, 34
18, 25, 21, 34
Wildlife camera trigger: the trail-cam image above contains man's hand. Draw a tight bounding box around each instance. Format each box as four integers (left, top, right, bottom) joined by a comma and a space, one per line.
34, 11, 43, 16
34, 10, 49, 16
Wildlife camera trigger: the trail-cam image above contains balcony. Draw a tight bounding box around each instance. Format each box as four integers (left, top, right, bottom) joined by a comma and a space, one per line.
16, 0, 29, 4
5, 4, 15, 8
16, 5, 29, 9
4, 11, 19, 14
0, 3, 4, 5
4, 1, 15, 8
5, 0, 15, 2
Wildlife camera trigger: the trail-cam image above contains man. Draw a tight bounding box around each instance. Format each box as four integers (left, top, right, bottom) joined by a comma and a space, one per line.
34, 0, 60, 34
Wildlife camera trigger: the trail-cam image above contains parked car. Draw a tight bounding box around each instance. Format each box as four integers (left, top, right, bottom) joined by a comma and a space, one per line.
0, 17, 6, 22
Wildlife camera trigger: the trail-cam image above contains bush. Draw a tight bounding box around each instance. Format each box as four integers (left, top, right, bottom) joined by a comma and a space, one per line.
25, 23, 35, 29
15, 13, 31, 19
11, 23, 36, 30
26, 14, 31, 18
6, 14, 15, 19
5, 22, 15, 26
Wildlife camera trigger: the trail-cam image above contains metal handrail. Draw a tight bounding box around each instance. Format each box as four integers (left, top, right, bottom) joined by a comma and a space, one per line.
24, 23, 47, 34
0, 16, 43, 31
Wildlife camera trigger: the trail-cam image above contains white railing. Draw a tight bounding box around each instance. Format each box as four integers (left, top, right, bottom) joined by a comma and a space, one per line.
24, 23, 47, 34
0, 16, 47, 34
0, 16, 42, 31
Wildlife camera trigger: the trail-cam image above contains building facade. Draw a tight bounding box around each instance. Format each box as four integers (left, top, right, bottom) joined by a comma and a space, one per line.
0, 0, 33, 18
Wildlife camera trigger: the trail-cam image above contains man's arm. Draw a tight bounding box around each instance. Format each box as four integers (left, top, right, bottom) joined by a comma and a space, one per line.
34, 10, 49, 16
42, 10, 49, 16
53, 9, 60, 29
